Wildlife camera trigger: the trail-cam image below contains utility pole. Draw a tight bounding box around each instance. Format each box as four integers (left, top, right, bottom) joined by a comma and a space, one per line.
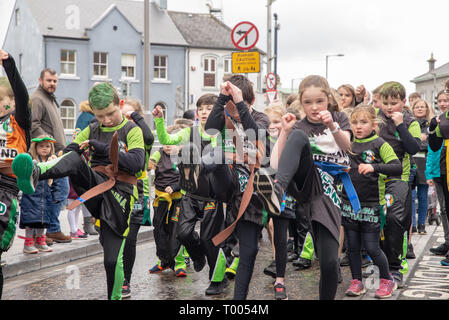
273, 13, 279, 81
144, 0, 150, 114
266, 0, 274, 75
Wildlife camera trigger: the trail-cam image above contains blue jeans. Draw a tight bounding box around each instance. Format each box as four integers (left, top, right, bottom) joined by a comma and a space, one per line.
411, 184, 429, 227
47, 201, 65, 233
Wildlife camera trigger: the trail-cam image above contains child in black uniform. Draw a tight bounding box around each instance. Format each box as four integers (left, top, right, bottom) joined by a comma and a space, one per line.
342, 105, 401, 298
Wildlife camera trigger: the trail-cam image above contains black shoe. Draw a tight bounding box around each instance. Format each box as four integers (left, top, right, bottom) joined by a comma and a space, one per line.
205, 278, 229, 295
340, 253, 350, 267
178, 145, 201, 193
263, 260, 277, 278
430, 243, 449, 256
293, 257, 311, 270
411, 226, 418, 233
193, 256, 206, 272
288, 252, 299, 262
254, 168, 283, 215
391, 271, 404, 288
274, 283, 288, 300
122, 279, 131, 299
361, 255, 373, 268
418, 224, 427, 235
406, 243, 416, 259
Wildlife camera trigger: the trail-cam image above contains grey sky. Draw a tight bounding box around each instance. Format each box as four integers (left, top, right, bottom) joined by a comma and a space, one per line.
2, 0, 449, 99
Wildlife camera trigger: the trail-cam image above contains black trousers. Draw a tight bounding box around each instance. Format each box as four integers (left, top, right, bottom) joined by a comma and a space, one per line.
39, 151, 134, 299
381, 179, 411, 272
123, 219, 141, 283
177, 196, 226, 281
153, 199, 182, 269
99, 221, 127, 300
346, 229, 390, 280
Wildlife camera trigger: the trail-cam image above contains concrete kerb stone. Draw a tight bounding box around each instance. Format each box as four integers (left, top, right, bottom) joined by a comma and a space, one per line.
3, 227, 154, 279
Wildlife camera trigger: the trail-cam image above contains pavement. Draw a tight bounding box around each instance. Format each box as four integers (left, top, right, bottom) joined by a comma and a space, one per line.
1, 207, 155, 280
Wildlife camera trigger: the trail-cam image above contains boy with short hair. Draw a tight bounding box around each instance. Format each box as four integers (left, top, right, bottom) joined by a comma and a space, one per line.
12, 82, 145, 300
377, 81, 421, 287
153, 93, 237, 295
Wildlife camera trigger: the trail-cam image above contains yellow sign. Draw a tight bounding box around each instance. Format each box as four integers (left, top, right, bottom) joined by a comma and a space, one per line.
232, 51, 260, 74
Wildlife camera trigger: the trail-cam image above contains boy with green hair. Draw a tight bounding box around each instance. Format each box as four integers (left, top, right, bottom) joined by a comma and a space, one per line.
376, 81, 421, 288
12, 82, 145, 300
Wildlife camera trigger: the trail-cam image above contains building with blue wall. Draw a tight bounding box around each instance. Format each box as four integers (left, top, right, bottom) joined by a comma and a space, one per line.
4, 0, 187, 140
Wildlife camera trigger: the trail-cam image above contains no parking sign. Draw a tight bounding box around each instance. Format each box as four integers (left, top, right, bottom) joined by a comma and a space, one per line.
231, 21, 259, 51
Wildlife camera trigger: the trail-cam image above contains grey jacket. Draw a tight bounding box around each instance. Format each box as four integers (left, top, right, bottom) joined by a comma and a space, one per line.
31, 86, 67, 152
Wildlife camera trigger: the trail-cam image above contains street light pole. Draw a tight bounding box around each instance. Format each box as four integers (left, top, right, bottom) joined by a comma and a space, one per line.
325, 53, 344, 80
144, 0, 150, 114
267, 0, 273, 75
274, 13, 279, 81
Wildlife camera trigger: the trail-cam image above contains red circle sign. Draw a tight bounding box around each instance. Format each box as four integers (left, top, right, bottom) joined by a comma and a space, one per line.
231, 21, 259, 51
266, 73, 277, 90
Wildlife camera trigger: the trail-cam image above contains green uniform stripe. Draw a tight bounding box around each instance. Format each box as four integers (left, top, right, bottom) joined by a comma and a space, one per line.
300, 232, 314, 260
37, 151, 72, 175
111, 238, 126, 300
211, 248, 227, 282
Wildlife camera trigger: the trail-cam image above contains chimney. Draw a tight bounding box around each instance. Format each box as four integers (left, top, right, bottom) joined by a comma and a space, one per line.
428, 53, 436, 72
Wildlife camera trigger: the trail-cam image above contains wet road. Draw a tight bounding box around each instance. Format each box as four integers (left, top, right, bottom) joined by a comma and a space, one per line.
3, 226, 448, 301
2, 229, 350, 300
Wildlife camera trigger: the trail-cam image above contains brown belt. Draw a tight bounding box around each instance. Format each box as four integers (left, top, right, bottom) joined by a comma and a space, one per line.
66, 132, 136, 210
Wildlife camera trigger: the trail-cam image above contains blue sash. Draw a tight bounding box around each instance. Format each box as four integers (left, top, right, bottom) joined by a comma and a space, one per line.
314, 161, 361, 214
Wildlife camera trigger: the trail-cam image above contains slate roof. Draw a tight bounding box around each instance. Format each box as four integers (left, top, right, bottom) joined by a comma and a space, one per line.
411, 62, 449, 83
168, 10, 265, 54
22, 0, 187, 46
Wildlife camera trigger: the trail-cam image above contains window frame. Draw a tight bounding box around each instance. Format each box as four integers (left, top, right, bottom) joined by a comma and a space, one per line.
203, 56, 217, 88
60, 49, 77, 76
93, 52, 108, 78
60, 98, 76, 133
153, 55, 168, 80
121, 53, 136, 80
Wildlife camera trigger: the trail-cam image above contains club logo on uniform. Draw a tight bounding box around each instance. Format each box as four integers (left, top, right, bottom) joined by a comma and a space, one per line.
0, 201, 7, 215
118, 141, 128, 153
362, 150, 375, 163
204, 202, 216, 211
171, 206, 180, 222
385, 194, 395, 207
2, 118, 13, 133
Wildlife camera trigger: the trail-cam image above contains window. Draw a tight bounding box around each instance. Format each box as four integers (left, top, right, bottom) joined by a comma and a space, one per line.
121, 54, 136, 79
15, 8, 20, 26
203, 57, 216, 87
224, 58, 232, 75
60, 50, 76, 75
93, 52, 108, 77
153, 55, 168, 80
60, 99, 76, 131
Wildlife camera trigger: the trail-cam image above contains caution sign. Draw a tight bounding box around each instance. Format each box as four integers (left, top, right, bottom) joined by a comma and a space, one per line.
232, 51, 260, 74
